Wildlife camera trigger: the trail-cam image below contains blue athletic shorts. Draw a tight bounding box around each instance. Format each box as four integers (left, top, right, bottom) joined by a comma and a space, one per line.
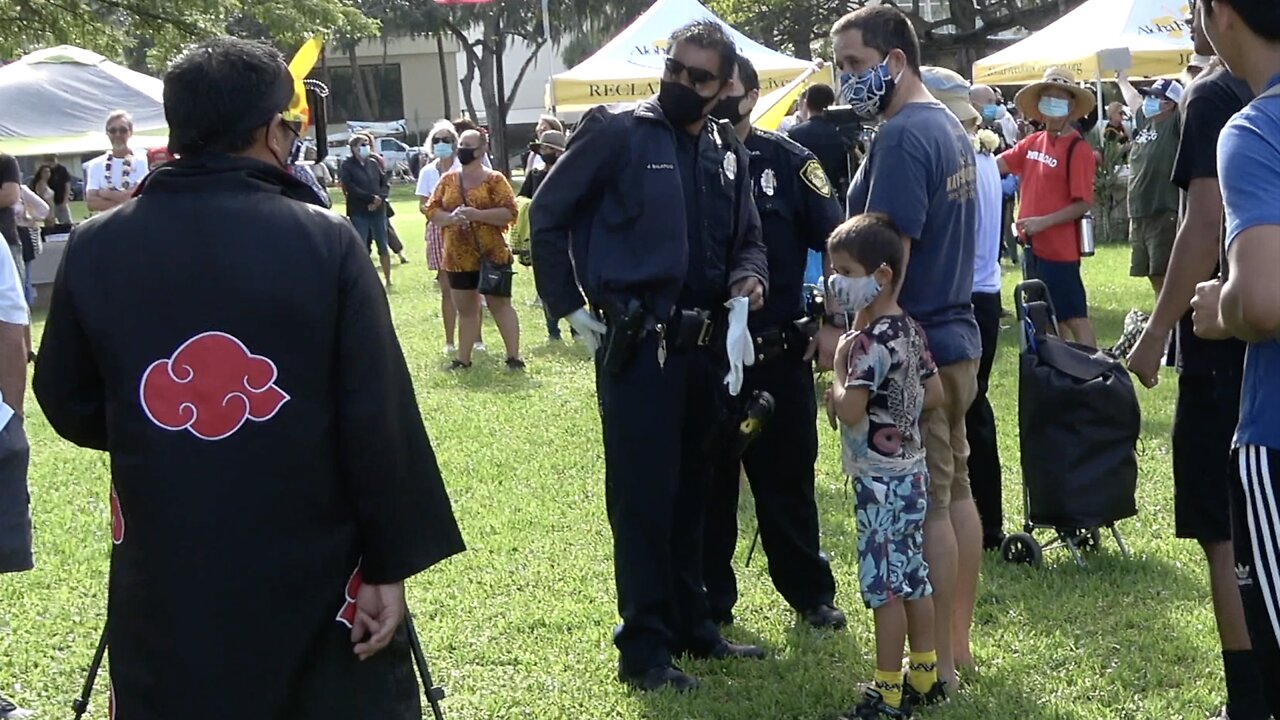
1024, 254, 1088, 321
853, 472, 932, 609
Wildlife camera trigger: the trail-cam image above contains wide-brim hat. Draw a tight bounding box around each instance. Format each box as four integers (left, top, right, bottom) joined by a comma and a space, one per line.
1015, 67, 1096, 123
534, 129, 567, 152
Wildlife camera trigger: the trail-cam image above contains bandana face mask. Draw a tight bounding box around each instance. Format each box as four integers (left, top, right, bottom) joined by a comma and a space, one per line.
839, 57, 902, 121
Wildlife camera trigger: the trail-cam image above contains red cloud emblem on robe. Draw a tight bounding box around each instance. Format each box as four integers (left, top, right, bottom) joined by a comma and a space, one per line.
140, 332, 289, 441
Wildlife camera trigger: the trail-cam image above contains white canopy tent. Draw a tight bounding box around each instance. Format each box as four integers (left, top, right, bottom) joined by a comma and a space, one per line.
548, 0, 826, 113
973, 0, 1194, 85
0, 45, 168, 157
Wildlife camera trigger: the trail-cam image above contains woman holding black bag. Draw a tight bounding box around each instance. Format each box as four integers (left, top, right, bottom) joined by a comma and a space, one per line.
426, 129, 523, 371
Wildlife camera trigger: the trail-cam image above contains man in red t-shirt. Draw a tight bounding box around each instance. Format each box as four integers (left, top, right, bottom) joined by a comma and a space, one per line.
998, 67, 1099, 348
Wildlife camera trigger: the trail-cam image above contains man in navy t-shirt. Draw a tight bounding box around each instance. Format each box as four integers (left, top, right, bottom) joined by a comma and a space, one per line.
1192, 0, 1280, 712
831, 4, 981, 704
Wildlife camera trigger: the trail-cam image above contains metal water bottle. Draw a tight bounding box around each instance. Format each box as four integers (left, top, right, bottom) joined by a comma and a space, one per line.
1078, 212, 1096, 257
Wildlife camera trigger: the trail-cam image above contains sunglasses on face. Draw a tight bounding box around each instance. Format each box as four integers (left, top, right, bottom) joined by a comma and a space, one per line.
664, 57, 718, 86
431, 137, 455, 145
107, 127, 130, 136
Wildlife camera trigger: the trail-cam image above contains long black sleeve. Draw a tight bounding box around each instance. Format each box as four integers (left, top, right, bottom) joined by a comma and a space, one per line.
334, 231, 464, 583
727, 142, 768, 296
34, 233, 108, 451
530, 107, 620, 320
338, 160, 376, 206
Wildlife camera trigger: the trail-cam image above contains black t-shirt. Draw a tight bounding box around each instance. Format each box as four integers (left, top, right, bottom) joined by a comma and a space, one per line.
0, 154, 19, 247
49, 163, 71, 205
1171, 66, 1252, 377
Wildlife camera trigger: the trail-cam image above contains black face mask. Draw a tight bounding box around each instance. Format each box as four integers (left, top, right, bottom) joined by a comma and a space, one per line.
711, 94, 747, 126
457, 147, 480, 165
539, 151, 560, 165
659, 80, 713, 127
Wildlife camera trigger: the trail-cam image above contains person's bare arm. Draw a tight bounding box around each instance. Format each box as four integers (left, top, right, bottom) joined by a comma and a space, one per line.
459, 207, 513, 225
86, 189, 130, 211
0, 321, 26, 417
0, 182, 18, 208
1116, 71, 1142, 116
1140, 182, 1223, 336
1018, 200, 1091, 236
1221, 225, 1280, 342
996, 156, 1011, 176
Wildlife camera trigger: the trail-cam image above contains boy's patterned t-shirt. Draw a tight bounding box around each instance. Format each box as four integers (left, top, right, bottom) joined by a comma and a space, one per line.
840, 313, 938, 478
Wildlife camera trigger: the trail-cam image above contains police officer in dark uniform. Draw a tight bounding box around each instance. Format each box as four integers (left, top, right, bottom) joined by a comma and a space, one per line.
530, 20, 769, 693
701, 55, 848, 631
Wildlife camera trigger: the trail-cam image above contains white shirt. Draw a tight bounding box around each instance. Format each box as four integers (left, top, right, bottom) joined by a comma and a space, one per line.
414, 159, 457, 199
973, 150, 1003, 295
85, 152, 150, 193
997, 113, 1019, 148
526, 152, 545, 173
0, 244, 28, 427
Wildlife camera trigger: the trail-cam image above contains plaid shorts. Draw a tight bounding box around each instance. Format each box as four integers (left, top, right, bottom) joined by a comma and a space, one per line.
426, 222, 444, 271
853, 471, 932, 609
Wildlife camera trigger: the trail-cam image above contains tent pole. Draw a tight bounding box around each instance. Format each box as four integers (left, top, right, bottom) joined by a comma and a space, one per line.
1095, 70, 1105, 132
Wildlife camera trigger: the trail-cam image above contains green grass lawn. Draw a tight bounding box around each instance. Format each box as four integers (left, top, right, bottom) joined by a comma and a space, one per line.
2, 188, 1221, 719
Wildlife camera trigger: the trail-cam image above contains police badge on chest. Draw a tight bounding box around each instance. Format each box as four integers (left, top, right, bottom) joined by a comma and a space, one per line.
722, 151, 736, 184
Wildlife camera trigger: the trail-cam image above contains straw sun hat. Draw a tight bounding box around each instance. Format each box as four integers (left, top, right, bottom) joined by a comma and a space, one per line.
1014, 67, 1096, 123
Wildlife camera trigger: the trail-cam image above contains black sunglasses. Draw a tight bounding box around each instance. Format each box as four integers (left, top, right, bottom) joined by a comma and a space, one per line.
431, 136, 455, 144
664, 56, 718, 86
106, 127, 130, 136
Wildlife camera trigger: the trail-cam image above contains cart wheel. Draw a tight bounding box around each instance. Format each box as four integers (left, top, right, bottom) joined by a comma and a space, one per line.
1001, 532, 1043, 567
1080, 529, 1102, 552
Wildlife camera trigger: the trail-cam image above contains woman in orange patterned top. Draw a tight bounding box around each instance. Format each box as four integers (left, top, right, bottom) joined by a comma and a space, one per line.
426, 129, 523, 370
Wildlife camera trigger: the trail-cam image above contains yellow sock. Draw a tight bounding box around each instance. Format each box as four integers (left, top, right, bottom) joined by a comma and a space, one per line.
873, 669, 904, 708
908, 650, 938, 692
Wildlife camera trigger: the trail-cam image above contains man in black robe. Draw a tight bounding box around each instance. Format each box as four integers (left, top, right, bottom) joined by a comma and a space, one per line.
33, 37, 464, 720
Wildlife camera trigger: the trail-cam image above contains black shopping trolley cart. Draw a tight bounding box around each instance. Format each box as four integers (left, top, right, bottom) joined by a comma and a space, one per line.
1001, 280, 1141, 568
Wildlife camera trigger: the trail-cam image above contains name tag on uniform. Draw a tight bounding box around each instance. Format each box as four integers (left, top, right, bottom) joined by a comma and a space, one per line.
647, 163, 675, 171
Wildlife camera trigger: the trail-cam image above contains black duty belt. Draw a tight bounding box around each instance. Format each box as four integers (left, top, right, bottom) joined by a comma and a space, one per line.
751, 324, 808, 365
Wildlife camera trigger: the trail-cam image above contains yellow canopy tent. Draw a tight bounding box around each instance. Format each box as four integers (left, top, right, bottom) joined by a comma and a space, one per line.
973, 0, 1194, 85
548, 0, 828, 113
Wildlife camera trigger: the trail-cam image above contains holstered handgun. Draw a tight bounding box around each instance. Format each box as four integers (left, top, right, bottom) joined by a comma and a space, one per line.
603, 299, 647, 376
795, 286, 826, 339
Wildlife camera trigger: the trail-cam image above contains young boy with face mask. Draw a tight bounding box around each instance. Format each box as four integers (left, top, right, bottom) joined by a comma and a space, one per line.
824, 212, 945, 720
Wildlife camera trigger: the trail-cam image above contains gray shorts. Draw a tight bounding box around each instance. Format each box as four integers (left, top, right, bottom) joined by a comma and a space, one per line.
0, 417, 32, 574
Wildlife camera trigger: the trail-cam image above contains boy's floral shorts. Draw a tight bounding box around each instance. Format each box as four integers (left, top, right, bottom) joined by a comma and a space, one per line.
853, 472, 933, 609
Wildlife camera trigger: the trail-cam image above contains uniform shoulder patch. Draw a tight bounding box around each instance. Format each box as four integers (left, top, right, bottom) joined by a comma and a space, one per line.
800, 159, 832, 198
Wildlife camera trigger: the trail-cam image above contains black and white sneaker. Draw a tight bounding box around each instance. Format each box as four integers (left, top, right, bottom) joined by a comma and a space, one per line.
837, 689, 912, 719
903, 678, 948, 708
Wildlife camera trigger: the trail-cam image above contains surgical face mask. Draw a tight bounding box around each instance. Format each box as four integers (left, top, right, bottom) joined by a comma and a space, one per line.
838, 57, 902, 121
357, 145, 371, 159
828, 274, 882, 314
1142, 96, 1164, 117
457, 147, 480, 165
1039, 96, 1071, 119
981, 104, 1000, 122
433, 142, 454, 159
659, 80, 714, 127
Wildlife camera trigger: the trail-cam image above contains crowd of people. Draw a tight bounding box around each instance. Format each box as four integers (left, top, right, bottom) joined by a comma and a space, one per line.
2, 0, 1280, 718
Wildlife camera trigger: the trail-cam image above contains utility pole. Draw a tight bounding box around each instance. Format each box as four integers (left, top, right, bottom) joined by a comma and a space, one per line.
494, 19, 509, 175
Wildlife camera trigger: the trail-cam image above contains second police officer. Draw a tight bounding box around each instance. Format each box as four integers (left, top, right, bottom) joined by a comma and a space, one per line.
702, 55, 848, 631
531, 20, 769, 693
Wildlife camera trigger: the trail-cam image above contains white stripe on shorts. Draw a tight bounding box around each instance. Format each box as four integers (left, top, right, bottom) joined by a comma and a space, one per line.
1241, 445, 1280, 645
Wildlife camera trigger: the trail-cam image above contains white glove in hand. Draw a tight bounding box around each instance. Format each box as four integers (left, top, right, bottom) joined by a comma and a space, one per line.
566, 308, 608, 355
724, 296, 755, 396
